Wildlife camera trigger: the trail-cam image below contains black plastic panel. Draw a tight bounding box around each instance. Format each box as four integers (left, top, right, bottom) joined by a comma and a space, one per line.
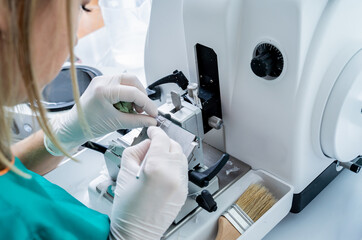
291, 161, 341, 213
195, 44, 222, 133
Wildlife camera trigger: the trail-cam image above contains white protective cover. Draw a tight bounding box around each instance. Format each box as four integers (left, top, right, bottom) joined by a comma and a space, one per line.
145, 0, 362, 193
321, 49, 362, 162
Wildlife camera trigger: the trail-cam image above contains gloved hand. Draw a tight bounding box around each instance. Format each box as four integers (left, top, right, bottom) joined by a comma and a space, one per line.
44, 74, 158, 155
110, 127, 188, 240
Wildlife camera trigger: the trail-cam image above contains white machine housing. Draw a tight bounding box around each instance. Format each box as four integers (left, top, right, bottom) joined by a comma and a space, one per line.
145, 0, 362, 195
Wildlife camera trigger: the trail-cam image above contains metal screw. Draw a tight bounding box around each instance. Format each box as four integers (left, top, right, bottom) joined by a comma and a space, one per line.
23, 124, 33, 133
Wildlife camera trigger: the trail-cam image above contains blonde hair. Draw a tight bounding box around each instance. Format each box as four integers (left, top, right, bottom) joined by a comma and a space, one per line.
0, 0, 86, 178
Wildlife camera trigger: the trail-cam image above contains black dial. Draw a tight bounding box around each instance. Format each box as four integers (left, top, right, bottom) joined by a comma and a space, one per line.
251, 43, 284, 79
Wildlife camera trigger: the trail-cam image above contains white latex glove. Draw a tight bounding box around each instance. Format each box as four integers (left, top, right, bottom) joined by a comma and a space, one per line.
110, 127, 188, 240
44, 74, 158, 155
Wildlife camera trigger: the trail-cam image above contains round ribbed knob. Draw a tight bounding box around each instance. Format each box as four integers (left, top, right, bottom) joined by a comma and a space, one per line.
251, 43, 284, 79
251, 52, 273, 78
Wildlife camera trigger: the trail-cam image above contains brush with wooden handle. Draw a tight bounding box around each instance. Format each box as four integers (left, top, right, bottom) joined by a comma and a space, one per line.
215, 183, 277, 240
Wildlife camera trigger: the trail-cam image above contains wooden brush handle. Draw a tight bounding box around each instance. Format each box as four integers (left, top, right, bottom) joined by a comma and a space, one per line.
215, 216, 241, 240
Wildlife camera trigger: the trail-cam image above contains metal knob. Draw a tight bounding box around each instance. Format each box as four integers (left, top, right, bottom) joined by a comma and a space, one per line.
196, 190, 217, 212
187, 83, 202, 108
208, 116, 223, 130
339, 161, 361, 173
187, 83, 198, 98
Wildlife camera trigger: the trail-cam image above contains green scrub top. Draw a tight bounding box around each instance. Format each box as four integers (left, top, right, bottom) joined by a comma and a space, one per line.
0, 157, 110, 240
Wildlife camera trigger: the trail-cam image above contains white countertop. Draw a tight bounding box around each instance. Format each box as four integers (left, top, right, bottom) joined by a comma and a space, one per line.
265, 169, 362, 240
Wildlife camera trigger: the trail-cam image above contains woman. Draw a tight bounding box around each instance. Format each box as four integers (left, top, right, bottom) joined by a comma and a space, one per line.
0, 0, 188, 239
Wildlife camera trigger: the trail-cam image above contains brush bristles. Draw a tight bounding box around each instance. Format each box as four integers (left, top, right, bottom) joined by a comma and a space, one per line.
236, 184, 277, 222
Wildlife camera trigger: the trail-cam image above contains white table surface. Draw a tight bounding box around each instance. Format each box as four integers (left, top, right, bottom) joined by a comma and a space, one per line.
265, 170, 362, 240
73, 28, 362, 240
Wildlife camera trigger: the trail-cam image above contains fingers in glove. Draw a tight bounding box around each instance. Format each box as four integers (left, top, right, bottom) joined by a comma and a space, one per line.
169, 139, 188, 179
118, 75, 150, 114
134, 104, 144, 114
121, 139, 151, 171
169, 139, 183, 154
114, 111, 157, 128
147, 126, 171, 155
109, 85, 158, 117
119, 74, 147, 95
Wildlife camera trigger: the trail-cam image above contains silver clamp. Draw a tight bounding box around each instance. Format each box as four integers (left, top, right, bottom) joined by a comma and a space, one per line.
222, 204, 254, 234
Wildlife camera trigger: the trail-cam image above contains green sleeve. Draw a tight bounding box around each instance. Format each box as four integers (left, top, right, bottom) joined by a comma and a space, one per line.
0, 158, 110, 240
